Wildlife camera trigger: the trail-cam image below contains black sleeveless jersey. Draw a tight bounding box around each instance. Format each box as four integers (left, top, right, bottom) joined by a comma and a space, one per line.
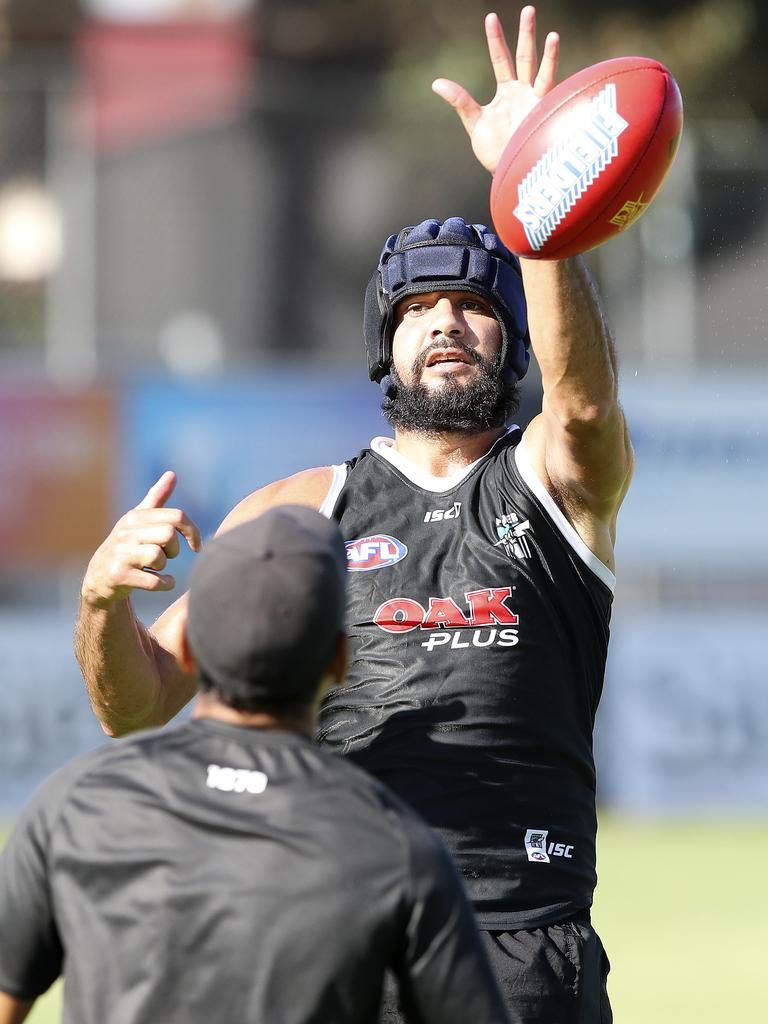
318, 428, 614, 930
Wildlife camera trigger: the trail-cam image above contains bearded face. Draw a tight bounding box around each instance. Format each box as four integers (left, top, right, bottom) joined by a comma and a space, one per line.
382, 291, 519, 435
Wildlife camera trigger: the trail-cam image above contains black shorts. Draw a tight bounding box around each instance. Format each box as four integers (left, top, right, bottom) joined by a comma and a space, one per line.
381, 913, 612, 1024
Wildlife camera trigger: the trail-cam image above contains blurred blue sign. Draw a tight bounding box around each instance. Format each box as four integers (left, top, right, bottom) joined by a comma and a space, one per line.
121, 370, 385, 598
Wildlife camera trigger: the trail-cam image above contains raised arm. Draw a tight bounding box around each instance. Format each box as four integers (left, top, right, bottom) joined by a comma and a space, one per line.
516, 256, 633, 569
434, 8, 634, 568
75, 467, 334, 736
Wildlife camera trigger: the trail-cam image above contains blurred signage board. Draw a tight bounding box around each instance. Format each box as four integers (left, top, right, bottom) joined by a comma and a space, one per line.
599, 610, 768, 811
74, 16, 253, 152
616, 368, 768, 570
82, 1, 254, 18
0, 614, 106, 816
123, 370, 384, 541
0, 384, 115, 567
121, 370, 385, 622
123, 367, 768, 572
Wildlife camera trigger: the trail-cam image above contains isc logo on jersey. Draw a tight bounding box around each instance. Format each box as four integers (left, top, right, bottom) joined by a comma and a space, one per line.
423, 502, 461, 523
346, 535, 408, 572
524, 828, 574, 864
374, 586, 519, 651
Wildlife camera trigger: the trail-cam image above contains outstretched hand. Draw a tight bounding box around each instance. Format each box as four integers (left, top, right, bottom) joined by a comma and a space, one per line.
81, 471, 202, 609
433, 8, 559, 175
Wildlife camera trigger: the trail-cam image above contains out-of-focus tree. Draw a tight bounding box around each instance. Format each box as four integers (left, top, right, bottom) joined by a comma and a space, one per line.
370, 0, 765, 120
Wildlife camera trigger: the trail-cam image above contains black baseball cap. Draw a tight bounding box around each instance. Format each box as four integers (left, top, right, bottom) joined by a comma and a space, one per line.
186, 505, 348, 706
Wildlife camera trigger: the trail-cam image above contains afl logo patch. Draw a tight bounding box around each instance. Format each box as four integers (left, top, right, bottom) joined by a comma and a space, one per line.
346, 535, 407, 572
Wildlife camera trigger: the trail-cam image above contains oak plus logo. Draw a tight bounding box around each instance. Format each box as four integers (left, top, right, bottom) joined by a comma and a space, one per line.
206, 764, 268, 795
374, 586, 520, 651
346, 534, 407, 572
524, 828, 574, 864
423, 502, 461, 523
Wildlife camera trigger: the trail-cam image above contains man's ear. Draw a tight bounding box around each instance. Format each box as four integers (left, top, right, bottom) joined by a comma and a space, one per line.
179, 628, 198, 677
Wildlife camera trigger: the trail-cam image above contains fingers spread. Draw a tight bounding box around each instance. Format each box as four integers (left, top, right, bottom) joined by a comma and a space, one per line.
534, 32, 560, 97
432, 79, 482, 135
136, 470, 177, 511
515, 6, 538, 87
485, 12, 516, 84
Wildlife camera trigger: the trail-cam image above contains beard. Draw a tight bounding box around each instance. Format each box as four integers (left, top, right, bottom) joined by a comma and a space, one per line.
382, 338, 519, 435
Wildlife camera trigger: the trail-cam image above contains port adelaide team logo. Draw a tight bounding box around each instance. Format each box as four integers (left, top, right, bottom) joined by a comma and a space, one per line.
346, 534, 407, 572
495, 510, 532, 560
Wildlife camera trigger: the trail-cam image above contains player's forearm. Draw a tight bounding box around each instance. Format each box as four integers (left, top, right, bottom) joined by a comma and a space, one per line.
74, 596, 170, 737
521, 256, 619, 429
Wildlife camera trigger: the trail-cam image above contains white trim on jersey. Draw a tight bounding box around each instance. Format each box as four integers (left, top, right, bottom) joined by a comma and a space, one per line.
319, 463, 348, 518
370, 428, 519, 494
514, 436, 616, 593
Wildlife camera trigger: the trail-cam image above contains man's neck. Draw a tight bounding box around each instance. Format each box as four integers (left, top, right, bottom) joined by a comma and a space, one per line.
192, 693, 315, 737
393, 425, 506, 477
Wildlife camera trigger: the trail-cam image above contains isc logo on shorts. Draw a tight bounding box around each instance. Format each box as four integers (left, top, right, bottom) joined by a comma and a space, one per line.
206, 764, 268, 795
346, 534, 407, 572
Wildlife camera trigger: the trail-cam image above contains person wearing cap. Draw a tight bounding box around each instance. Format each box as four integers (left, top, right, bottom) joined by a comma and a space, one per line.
74, 9, 631, 1023
0, 507, 510, 1024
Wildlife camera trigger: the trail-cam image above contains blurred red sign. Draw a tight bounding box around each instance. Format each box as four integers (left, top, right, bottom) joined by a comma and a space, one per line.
73, 19, 254, 153
0, 384, 115, 567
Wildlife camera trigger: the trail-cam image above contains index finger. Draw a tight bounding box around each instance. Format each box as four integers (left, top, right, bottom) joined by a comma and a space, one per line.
136, 470, 177, 511
485, 11, 516, 85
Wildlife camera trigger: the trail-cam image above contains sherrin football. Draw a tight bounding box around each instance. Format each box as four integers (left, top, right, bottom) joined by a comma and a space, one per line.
490, 56, 683, 259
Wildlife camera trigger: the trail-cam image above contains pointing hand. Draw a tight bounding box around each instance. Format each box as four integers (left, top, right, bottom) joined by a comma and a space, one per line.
81, 471, 202, 609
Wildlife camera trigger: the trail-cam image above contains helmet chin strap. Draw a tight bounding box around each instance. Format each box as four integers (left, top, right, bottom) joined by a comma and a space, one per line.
379, 374, 397, 399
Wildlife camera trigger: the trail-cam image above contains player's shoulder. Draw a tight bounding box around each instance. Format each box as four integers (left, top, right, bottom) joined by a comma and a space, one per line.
216, 466, 337, 535
9, 726, 195, 857
9, 740, 136, 848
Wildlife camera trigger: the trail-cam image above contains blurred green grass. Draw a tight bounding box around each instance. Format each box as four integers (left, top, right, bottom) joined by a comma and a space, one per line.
3, 816, 768, 1023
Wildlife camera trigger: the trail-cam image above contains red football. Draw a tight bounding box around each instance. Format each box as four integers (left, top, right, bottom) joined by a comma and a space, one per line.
490, 56, 683, 259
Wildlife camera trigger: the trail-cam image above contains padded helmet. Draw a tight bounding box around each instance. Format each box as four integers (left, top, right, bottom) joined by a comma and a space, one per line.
363, 217, 529, 393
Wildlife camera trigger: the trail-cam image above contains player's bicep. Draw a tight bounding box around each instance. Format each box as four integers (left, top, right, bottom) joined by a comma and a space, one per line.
215, 467, 336, 536
525, 407, 634, 522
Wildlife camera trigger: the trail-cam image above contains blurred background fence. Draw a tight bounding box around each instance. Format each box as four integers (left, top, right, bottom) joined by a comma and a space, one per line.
1, 0, 767, 816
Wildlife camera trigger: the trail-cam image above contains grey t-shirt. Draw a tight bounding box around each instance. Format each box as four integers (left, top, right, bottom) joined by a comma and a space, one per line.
0, 719, 508, 1024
